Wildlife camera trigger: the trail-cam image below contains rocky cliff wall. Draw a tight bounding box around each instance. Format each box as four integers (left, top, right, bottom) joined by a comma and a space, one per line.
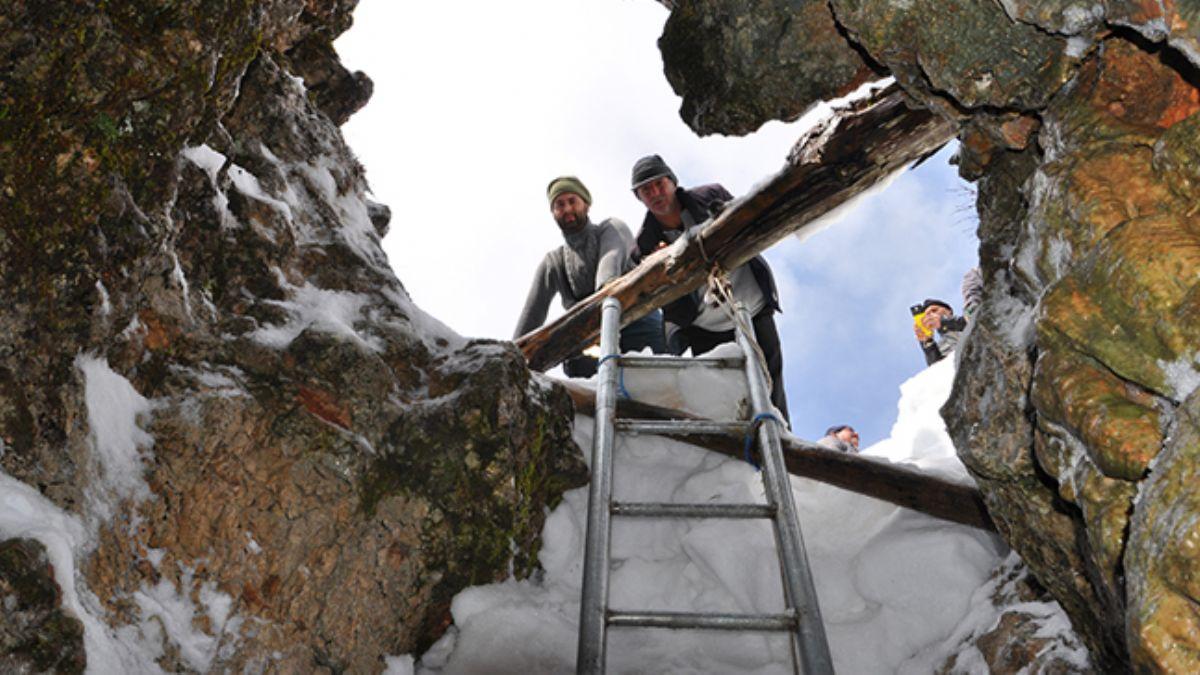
0, 2, 585, 671
656, 0, 1200, 671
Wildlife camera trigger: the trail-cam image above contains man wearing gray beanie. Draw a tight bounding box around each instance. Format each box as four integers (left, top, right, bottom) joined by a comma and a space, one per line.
629, 155, 790, 423
514, 175, 666, 377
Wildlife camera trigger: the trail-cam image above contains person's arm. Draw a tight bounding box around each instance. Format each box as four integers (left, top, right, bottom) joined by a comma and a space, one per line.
914, 311, 949, 365
513, 256, 556, 339
595, 219, 633, 288
940, 315, 968, 332
921, 338, 945, 365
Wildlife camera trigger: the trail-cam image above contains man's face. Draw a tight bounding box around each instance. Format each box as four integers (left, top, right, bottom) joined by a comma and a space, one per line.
634, 176, 678, 219
551, 192, 589, 233
925, 305, 952, 321
835, 427, 859, 449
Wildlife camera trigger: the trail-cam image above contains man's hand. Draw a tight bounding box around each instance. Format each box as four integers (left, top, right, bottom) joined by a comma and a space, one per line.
921, 311, 943, 333
913, 322, 932, 343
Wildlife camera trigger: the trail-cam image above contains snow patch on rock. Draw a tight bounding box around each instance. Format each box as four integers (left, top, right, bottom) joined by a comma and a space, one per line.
1159, 352, 1200, 401
76, 354, 157, 518
127, 567, 243, 672
248, 270, 383, 352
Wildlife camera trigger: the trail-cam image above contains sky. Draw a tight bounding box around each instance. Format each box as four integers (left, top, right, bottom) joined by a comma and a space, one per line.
333, 0, 980, 445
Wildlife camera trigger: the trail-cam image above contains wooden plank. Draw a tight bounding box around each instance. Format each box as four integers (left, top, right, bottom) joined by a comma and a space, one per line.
560, 380, 996, 533
516, 83, 955, 372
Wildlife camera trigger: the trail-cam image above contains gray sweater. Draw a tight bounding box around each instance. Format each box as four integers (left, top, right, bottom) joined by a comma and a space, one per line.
513, 218, 635, 338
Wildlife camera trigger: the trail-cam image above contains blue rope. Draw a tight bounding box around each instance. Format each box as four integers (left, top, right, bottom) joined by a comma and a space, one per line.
597, 353, 631, 400
742, 412, 783, 470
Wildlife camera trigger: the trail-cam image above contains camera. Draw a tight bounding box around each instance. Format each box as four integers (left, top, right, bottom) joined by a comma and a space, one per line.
910, 304, 933, 340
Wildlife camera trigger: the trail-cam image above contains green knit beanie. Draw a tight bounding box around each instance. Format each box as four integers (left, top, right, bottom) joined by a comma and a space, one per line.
547, 175, 592, 205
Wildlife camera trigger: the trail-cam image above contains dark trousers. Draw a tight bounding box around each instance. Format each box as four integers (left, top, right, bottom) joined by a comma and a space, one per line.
563, 310, 667, 378
681, 311, 789, 424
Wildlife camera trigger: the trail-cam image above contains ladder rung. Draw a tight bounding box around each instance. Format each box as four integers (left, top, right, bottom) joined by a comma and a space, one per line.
612, 502, 774, 519
607, 610, 797, 632
617, 355, 744, 370
615, 419, 749, 436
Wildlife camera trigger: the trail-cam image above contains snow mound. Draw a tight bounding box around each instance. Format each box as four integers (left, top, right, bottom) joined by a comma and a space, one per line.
416, 354, 1019, 673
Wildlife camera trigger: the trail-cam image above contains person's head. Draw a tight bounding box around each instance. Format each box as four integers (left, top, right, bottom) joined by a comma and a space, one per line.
631, 154, 679, 219
546, 175, 592, 233
920, 298, 954, 320
825, 424, 859, 449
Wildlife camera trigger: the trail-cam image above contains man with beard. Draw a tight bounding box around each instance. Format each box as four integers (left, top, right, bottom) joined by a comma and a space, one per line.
629, 155, 789, 423
514, 175, 666, 377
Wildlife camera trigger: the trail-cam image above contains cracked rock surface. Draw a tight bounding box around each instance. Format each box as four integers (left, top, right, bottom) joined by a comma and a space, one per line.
1, 2, 586, 671
657, 0, 1200, 670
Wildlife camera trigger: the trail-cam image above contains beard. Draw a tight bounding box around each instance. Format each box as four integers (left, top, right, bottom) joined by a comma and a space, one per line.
555, 211, 588, 233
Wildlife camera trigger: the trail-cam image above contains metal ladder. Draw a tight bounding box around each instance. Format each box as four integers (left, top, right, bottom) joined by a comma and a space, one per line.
576, 297, 834, 675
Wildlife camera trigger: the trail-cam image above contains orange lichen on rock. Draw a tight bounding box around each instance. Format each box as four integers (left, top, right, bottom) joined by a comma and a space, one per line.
1087, 39, 1200, 133
1032, 347, 1161, 481
296, 384, 351, 429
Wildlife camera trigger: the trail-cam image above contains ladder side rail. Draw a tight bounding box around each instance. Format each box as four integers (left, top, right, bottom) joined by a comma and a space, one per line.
576, 297, 624, 675
734, 304, 835, 675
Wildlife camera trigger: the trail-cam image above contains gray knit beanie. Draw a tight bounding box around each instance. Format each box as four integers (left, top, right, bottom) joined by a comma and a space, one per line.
631, 154, 677, 190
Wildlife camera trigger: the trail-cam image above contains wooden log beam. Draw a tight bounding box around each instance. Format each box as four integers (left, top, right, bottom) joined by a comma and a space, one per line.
560, 380, 996, 533
516, 83, 955, 372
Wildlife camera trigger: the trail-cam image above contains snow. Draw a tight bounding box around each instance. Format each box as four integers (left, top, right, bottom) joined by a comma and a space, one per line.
1114, 16, 1170, 42
0, 336, 1088, 673
412, 351, 1085, 673
901, 551, 1091, 672
1158, 352, 1200, 402
245, 532, 263, 555
128, 569, 241, 672
228, 161, 294, 220
248, 270, 384, 352
0, 357, 246, 674
95, 280, 111, 315
76, 354, 157, 519
295, 157, 389, 270
171, 363, 247, 397
1059, 4, 1105, 35
385, 654, 417, 675
992, 292, 1037, 350
180, 144, 225, 183
862, 356, 972, 481
180, 144, 234, 230
1065, 35, 1093, 58
378, 285, 469, 352
169, 251, 193, 319
183, 142, 466, 356
0, 472, 158, 672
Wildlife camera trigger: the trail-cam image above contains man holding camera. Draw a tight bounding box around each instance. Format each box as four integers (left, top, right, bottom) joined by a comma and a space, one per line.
912, 268, 983, 365
912, 298, 967, 365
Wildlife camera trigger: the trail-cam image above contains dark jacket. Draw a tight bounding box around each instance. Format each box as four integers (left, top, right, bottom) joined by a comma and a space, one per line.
920, 315, 968, 365
632, 184, 780, 328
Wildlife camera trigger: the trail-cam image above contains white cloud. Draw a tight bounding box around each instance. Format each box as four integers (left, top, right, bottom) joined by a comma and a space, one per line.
334, 1, 980, 444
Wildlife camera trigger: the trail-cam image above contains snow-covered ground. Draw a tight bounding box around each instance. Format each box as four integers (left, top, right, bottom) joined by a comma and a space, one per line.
402, 352, 1050, 674
0, 347, 1086, 673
